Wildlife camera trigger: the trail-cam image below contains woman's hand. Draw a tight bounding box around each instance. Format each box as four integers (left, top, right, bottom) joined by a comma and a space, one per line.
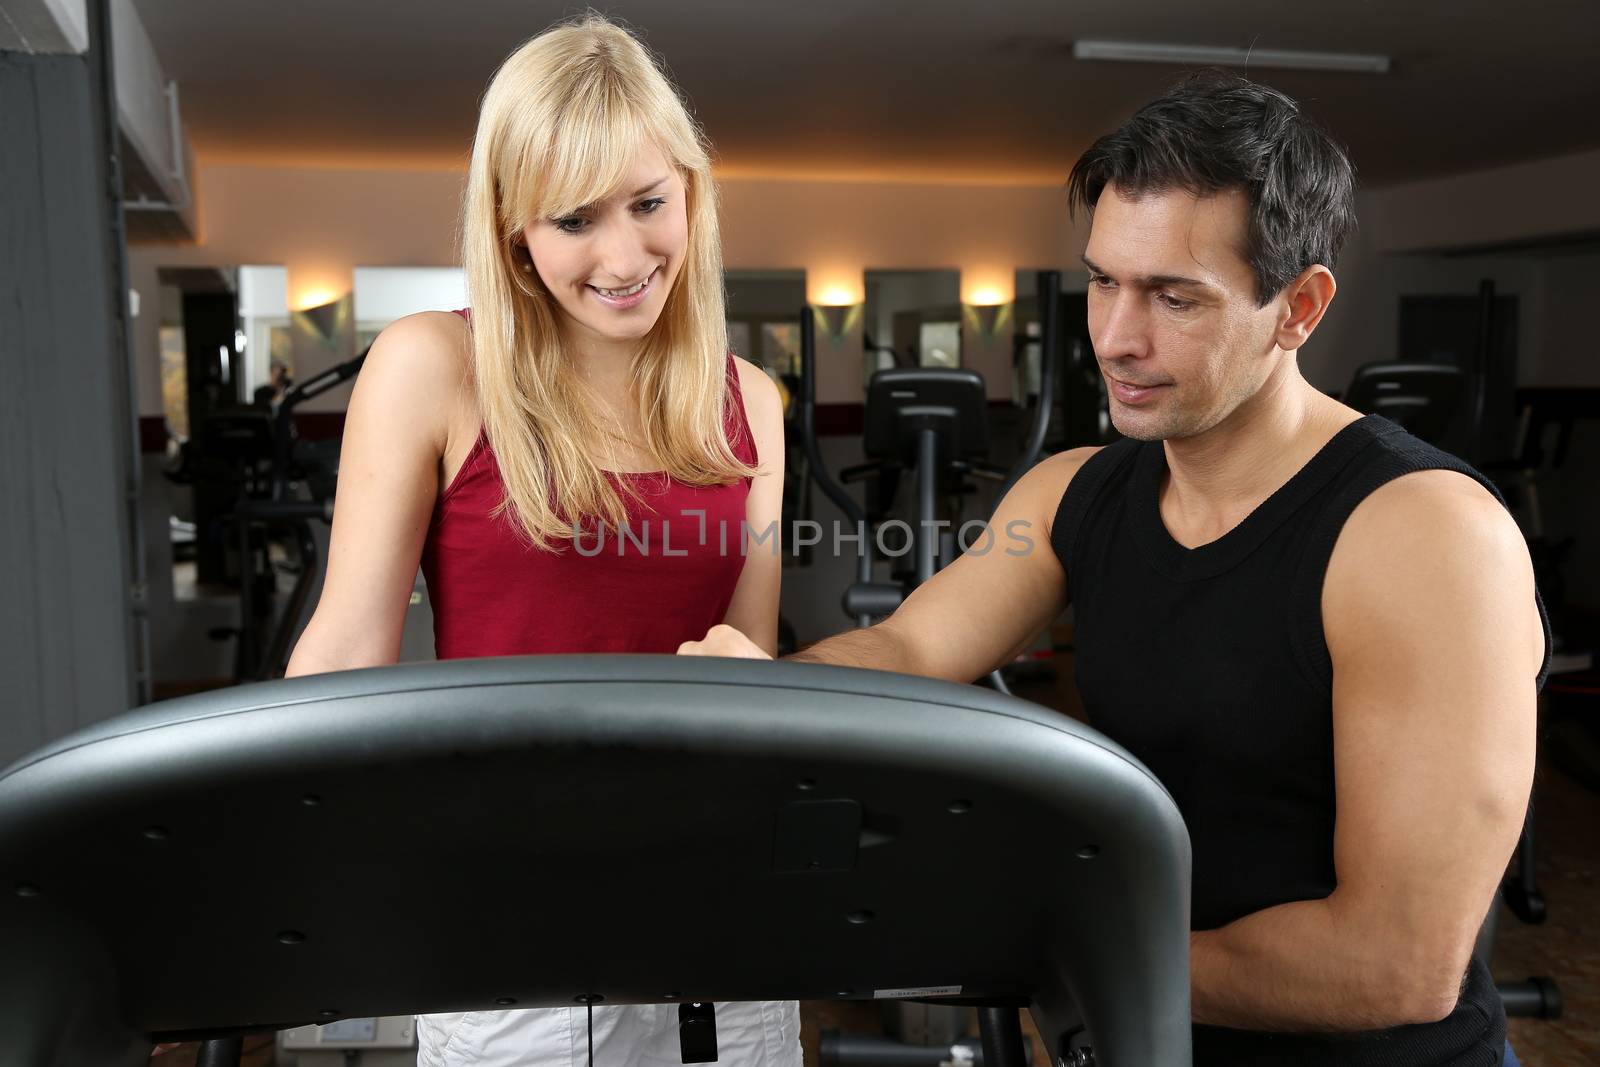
677, 624, 773, 660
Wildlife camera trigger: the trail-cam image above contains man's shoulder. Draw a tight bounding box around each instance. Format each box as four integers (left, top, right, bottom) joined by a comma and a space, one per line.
1028, 445, 1111, 539
1339, 466, 1520, 564
1325, 465, 1533, 642
1034, 444, 1105, 493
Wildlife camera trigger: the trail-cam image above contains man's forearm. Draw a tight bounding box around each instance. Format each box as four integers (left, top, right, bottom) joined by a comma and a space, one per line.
786, 620, 918, 674
1192, 896, 1459, 1032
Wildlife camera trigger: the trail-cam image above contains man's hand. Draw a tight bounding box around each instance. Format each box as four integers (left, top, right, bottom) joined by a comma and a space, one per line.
678, 624, 773, 660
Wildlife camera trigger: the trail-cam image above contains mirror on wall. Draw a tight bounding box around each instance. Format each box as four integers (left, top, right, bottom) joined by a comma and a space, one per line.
724, 268, 805, 386
862, 269, 961, 385
157, 265, 291, 443
352, 266, 468, 352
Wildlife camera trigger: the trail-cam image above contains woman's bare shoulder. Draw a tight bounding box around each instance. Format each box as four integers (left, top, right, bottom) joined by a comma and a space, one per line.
364, 311, 470, 373
731, 353, 781, 408
356, 311, 474, 452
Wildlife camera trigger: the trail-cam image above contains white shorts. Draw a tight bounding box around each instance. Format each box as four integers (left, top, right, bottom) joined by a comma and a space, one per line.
416, 1001, 802, 1067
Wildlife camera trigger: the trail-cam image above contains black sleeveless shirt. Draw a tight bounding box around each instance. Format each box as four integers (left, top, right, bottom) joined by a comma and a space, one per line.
1051, 415, 1550, 1066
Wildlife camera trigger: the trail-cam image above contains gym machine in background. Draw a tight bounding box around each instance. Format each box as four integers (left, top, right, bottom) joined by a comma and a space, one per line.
166, 348, 367, 682
795, 271, 1064, 637
1011, 278, 1109, 456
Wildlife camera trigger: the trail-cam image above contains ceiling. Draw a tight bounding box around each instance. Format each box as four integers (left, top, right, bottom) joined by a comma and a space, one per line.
130, 0, 1600, 187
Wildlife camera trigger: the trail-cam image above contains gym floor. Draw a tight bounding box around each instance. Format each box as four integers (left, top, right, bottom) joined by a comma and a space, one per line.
1493, 759, 1600, 1064
149, 652, 1598, 1067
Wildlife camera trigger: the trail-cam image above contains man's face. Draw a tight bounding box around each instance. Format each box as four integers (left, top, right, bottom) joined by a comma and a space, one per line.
1083, 184, 1287, 442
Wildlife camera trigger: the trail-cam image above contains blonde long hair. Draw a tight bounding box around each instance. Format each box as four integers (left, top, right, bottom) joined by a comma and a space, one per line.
461, 14, 754, 548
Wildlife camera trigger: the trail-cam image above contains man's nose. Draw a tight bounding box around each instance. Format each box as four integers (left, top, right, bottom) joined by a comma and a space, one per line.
1092, 292, 1151, 364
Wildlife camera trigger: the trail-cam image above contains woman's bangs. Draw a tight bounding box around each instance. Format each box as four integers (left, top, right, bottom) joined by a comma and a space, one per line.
530, 101, 677, 224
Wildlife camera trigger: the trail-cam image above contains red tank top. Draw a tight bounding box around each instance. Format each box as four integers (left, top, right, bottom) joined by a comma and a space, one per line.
420, 312, 757, 658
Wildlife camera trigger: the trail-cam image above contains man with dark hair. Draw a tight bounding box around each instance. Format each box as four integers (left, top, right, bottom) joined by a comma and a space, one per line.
684, 71, 1544, 1065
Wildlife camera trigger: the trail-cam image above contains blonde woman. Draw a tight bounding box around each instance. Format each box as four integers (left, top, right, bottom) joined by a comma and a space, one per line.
284, 15, 794, 1067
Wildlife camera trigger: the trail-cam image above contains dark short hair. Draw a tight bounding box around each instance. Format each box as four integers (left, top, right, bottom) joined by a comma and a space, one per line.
1066, 69, 1357, 307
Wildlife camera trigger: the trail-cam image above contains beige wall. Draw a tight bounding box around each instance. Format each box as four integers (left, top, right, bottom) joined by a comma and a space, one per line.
1525, 250, 1600, 386
1305, 194, 1546, 392
1312, 151, 1600, 392
1367, 147, 1600, 254
130, 146, 1600, 418
130, 163, 1083, 414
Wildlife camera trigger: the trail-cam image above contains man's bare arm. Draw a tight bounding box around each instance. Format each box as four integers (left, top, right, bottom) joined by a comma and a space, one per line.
1190, 469, 1542, 1030
786, 620, 918, 670
682, 448, 1096, 678
791, 448, 1095, 679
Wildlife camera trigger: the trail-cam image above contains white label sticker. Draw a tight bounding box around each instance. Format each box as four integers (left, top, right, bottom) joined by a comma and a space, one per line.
319, 1018, 378, 1042
872, 985, 963, 999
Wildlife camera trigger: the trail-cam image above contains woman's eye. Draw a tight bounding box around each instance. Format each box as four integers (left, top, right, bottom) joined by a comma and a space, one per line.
635, 197, 666, 215
553, 216, 588, 234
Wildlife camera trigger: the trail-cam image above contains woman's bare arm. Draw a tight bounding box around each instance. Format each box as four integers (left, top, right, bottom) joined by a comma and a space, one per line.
719, 358, 787, 656
285, 311, 470, 676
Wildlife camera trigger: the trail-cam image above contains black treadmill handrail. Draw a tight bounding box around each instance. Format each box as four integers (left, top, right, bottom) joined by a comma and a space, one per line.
0, 657, 1193, 1067
0, 659, 1168, 783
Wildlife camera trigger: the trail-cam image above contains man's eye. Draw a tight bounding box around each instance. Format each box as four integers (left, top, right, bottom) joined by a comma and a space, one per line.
1158, 293, 1191, 310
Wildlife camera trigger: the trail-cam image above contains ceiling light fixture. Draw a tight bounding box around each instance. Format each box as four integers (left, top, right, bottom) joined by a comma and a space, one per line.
1072, 40, 1391, 74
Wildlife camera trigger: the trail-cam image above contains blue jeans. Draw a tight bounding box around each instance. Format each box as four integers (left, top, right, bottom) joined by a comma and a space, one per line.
1503, 1041, 1521, 1067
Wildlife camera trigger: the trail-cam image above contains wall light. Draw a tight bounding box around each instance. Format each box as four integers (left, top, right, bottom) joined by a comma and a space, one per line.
807, 269, 864, 310
807, 271, 864, 343
961, 276, 1014, 339
963, 302, 1013, 339
293, 294, 350, 347
1072, 40, 1391, 74
292, 287, 344, 312
965, 286, 1010, 307
811, 303, 862, 343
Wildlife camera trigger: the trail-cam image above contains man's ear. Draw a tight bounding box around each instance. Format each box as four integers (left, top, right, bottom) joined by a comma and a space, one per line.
1275, 265, 1336, 351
